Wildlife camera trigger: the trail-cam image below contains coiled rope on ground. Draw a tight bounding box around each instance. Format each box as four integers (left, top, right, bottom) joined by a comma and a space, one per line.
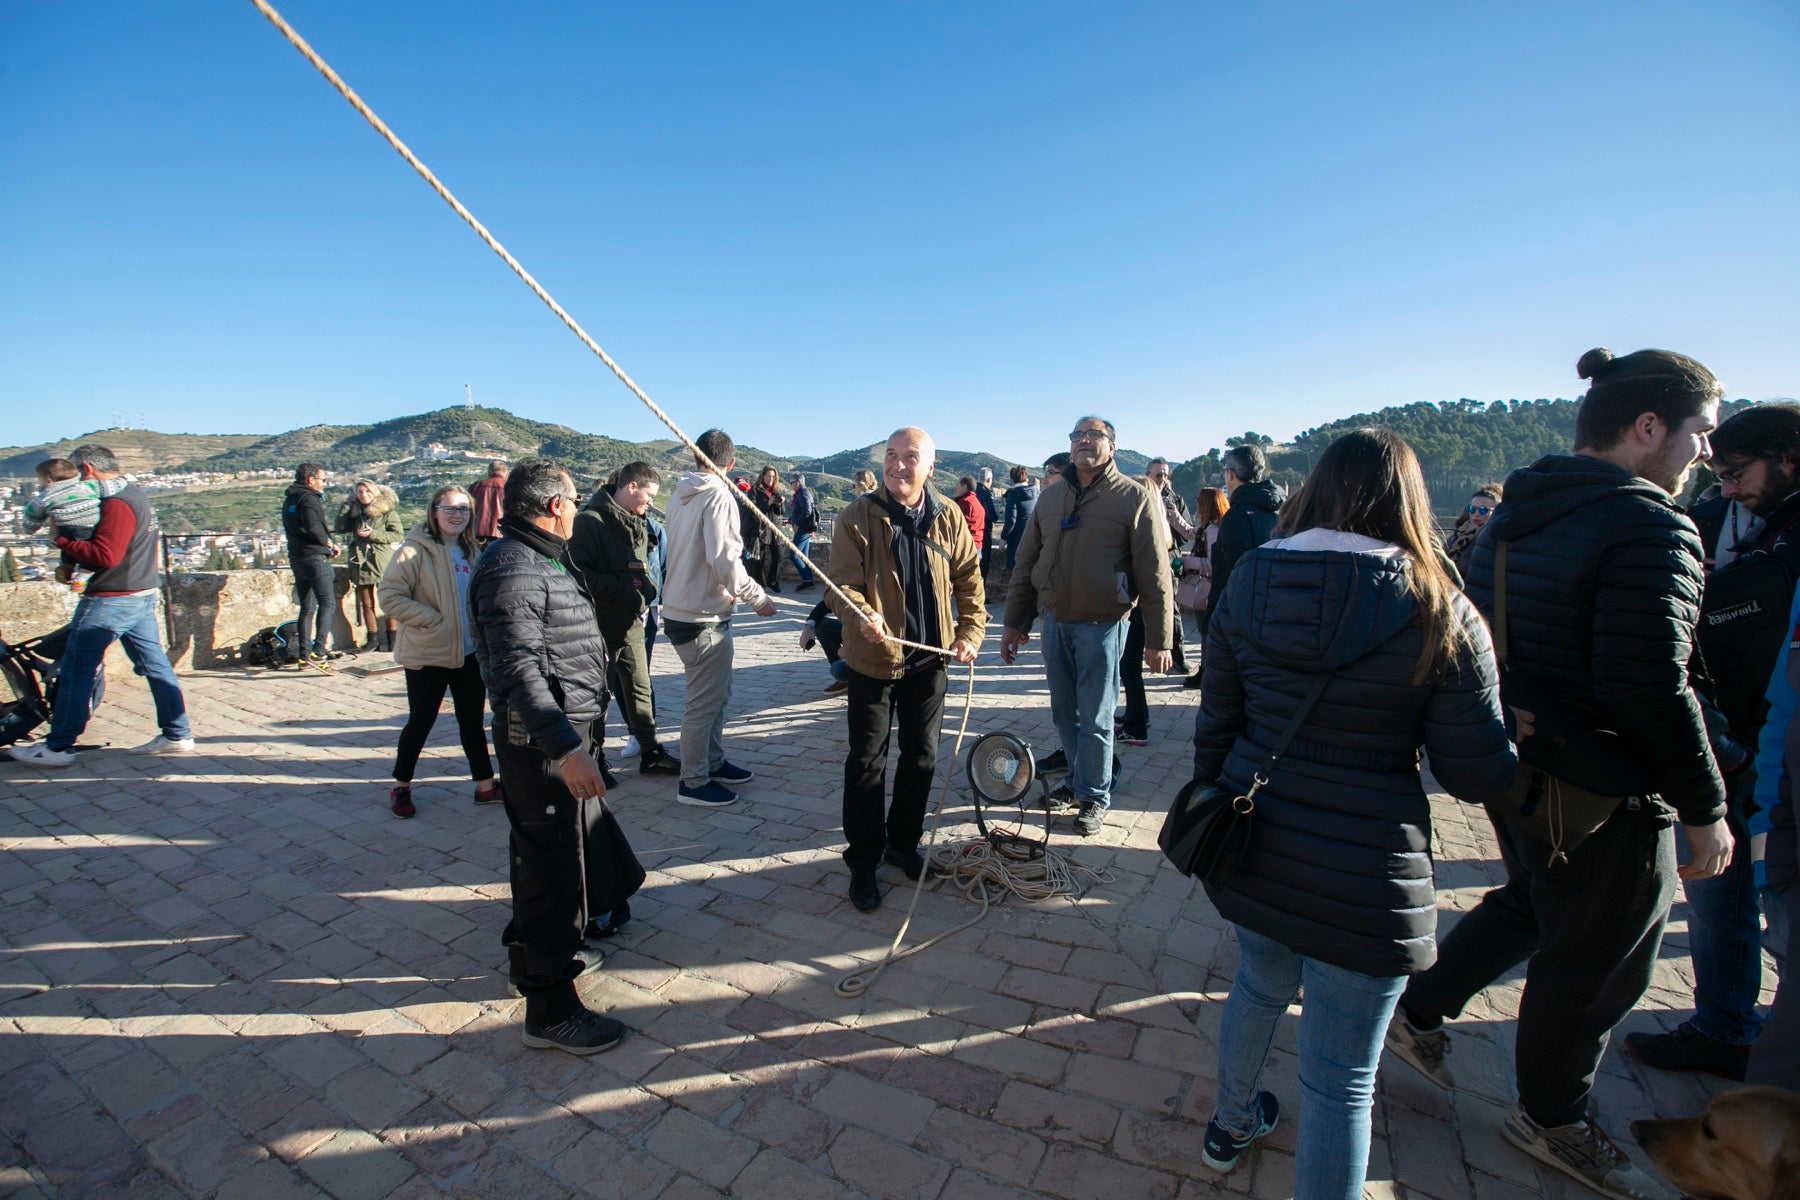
248, 0, 1105, 1002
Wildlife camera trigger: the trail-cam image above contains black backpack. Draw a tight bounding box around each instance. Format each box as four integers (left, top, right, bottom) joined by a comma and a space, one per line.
1698, 543, 1800, 738
242, 620, 300, 668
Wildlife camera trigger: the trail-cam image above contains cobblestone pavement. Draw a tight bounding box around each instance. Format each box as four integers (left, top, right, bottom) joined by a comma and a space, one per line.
0, 590, 1766, 1199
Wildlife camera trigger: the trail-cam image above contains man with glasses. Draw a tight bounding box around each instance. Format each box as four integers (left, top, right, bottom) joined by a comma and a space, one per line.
1212, 444, 1284, 610
1626, 402, 1800, 1082
1002, 416, 1174, 835
469, 457, 636, 1055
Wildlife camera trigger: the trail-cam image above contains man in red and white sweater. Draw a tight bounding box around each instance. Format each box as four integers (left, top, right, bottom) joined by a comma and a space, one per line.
7, 445, 193, 766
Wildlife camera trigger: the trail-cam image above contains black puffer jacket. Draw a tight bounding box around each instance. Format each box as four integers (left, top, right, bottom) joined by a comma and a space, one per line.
468, 517, 610, 761
1464, 455, 1725, 827
1211, 477, 1284, 604
1194, 531, 1515, 977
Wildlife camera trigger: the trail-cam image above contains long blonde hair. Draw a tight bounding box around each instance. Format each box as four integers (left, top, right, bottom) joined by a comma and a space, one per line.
1279, 428, 1464, 683
427, 484, 480, 559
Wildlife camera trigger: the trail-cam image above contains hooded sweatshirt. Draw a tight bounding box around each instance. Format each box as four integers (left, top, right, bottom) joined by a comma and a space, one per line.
1195, 528, 1515, 977
1462, 454, 1724, 828
662, 469, 768, 623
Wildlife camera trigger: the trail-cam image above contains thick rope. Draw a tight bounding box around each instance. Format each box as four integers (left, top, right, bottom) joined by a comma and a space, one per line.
248, 0, 934, 655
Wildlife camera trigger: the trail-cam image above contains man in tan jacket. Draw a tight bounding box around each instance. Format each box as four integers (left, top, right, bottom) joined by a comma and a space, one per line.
1001, 415, 1173, 835
828, 427, 984, 911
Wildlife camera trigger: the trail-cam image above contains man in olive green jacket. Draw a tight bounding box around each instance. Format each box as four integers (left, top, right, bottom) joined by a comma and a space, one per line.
828, 427, 984, 911
1001, 415, 1173, 835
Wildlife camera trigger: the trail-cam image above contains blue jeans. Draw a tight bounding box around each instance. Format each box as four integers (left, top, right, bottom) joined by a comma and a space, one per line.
1041, 612, 1127, 806
47, 592, 190, 752
1680, 776, 1763, 1045
1214, 925, 1405, 1200
292, 556, 336, 656
786, 532, 815, 584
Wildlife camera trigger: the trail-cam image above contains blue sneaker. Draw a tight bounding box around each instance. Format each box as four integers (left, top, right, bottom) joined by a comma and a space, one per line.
1200, 1091, 1279, 1173
711, 760, 754, 784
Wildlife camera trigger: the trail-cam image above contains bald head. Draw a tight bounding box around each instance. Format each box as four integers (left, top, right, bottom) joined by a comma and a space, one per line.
884, 427, 937, 507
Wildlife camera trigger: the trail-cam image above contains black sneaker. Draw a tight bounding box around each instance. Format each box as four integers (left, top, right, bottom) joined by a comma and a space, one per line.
1183, 670, 1203, 690
521, 1008, 626, 1055
600, 762, 619, 790
1622, 1021, 1750, 1082
389, 786, 416, 819
638, 748, 681, 777
677, 781, 738, 808
712, 761, 754, 784
883, 847, 927, 881
849, 867, 881, 911
1042, 783, 1080, 813
1201, 1091, 1279, 1173
796, 580, 815, 592
1074, 801, 1106, 837
1040, 749, 1068, 774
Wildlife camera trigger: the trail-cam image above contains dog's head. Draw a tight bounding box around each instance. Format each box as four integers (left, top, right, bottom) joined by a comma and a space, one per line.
1631, 1087, 1800, 1200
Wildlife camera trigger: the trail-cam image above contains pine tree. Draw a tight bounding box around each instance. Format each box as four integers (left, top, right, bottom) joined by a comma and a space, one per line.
0, 548, 20, 583
252, 546, 267, 569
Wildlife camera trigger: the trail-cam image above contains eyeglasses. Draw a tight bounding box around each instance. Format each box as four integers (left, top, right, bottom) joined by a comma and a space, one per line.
1465, 505, 1492, 516
434, 505, 471, 514
1715, 459, 1762, 486
1068, 429, 1109, 444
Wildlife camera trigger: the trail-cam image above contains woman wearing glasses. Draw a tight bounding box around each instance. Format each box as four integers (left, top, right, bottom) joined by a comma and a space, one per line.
376, 483, 500, 818
1444, 482, 1502, 581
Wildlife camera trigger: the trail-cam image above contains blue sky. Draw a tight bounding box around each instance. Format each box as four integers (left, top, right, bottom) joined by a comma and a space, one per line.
3, 2, 1796, 464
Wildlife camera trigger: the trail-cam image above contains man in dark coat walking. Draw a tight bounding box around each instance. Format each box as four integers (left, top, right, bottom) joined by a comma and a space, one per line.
1383, 347, 1732, 1198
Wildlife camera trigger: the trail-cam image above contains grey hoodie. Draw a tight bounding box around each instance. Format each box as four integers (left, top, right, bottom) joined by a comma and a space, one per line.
661, 469, 768, 623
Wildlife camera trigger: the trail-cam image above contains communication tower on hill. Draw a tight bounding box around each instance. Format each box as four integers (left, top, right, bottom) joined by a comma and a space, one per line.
465, 383, 474, 410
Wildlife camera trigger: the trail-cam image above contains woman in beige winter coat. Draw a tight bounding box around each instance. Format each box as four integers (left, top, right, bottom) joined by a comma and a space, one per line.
337, 479, 406, 651
375, 484, 498, 819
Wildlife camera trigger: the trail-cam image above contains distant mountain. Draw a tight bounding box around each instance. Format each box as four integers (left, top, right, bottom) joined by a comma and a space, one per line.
0, 429, 264, 477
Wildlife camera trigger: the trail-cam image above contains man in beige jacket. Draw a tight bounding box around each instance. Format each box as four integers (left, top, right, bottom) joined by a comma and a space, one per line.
828, 427, 983, 911
1001, 415, 1173, 835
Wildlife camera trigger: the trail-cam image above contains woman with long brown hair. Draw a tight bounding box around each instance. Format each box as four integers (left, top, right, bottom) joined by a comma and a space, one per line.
749, 466, 786, 592
376, 483, 499, 818
1191, 428, 1514, 1193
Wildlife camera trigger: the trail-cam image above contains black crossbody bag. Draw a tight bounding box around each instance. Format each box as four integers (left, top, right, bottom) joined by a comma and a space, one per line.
1160, 672, 1332, 886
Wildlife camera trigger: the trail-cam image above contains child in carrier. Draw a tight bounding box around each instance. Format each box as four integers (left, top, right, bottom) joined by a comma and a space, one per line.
23, 459, 102, 589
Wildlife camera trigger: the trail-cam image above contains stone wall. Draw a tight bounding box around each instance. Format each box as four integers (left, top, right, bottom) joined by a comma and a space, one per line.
0, 570, 356, 670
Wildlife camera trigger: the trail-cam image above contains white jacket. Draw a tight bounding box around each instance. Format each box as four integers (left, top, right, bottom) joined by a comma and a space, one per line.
661, 470, 767, 622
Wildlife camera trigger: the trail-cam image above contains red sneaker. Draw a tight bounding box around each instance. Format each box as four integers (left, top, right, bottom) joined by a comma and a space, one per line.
389, 786, 416, 819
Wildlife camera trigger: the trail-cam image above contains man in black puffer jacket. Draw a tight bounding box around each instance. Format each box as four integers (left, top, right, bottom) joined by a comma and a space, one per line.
1385, 348, 1733, 1198
1212, 444, 1284, 607
470, 457, 637, 1056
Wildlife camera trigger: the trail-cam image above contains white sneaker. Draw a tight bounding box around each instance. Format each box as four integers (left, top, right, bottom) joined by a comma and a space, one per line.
7, 742, 74, 767
619, 736, 641, 760
132, 735, 196, 755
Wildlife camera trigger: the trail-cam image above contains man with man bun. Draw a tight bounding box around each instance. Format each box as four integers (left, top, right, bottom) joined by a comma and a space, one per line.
1383, 347, 1733, 1200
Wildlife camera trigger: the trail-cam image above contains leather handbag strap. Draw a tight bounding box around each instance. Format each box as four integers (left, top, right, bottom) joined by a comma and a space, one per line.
1247, 671, 1333, 795
1493, 539, 1509, 668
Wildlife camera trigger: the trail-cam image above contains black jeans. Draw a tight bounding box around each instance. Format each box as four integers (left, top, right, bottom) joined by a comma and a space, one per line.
1400, 802, 1676, 1127
494, 709, 633, 1024
1118, 607, 1148, 739
843, 662, 948, 871
392, 655, 494, 783
292, 556, 336, 656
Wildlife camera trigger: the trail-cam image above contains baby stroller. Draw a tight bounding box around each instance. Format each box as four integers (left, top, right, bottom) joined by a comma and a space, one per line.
0, 625, 106, 748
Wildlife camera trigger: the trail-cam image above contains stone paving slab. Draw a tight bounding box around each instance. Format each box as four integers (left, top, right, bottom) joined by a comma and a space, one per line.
0, 588, 1770, 1199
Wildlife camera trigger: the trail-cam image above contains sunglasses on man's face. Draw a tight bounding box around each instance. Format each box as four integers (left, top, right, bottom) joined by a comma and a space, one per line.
1466, 505, 1492, 516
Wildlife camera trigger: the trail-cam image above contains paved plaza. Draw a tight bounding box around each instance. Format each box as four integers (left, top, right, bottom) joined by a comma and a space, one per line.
0, 588, 1758, 1199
